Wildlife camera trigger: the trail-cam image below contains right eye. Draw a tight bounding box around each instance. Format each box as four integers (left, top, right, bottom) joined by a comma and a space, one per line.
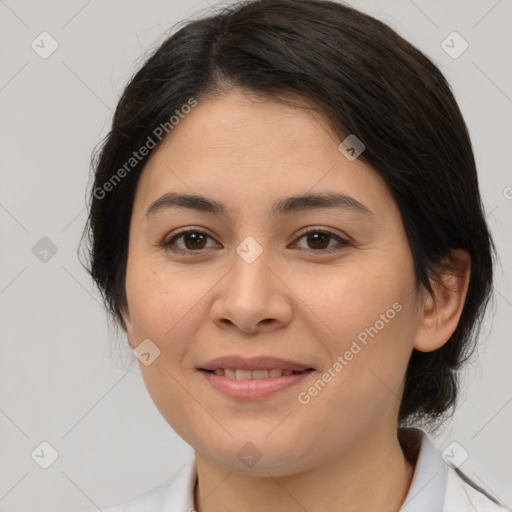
162, 228, 220, 253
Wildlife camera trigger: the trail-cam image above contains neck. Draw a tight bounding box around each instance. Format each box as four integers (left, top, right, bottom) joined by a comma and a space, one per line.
193, 428, 415, 512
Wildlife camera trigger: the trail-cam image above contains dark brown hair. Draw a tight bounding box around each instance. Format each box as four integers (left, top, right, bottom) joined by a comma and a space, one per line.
82, 0, 496, 424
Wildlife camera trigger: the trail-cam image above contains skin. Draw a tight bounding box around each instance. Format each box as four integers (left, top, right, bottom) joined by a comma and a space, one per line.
122, 88, 471, 512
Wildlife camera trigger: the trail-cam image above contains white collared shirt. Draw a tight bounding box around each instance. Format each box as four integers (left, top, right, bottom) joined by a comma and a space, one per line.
102, 429, 509, 511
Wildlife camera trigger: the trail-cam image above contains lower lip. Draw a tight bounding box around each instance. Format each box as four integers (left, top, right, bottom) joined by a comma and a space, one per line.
199, 370, 314, 400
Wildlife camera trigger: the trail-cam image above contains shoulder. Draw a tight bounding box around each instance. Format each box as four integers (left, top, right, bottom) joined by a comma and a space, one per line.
399, 428, 509, 512
100, 458, 197, 512
444, 465, 511, 512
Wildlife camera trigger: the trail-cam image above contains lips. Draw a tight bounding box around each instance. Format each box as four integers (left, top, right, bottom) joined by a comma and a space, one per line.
198, 356, 315, 399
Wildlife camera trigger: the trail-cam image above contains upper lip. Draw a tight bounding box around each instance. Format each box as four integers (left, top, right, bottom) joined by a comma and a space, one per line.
198, 356, 314, 372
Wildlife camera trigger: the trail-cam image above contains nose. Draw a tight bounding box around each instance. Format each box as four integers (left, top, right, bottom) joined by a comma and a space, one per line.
209, 246, 293, 334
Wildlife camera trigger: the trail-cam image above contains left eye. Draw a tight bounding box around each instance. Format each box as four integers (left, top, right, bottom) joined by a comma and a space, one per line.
293, 229, 350, 253
162, 228, 349, 254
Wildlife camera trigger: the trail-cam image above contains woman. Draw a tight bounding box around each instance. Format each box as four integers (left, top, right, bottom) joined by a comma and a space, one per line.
84, 0, 508, 510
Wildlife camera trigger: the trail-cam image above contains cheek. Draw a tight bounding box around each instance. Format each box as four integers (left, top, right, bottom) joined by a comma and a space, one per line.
294, 260, 407, 339
299, 257, 416, 387
125, 256, 191, 329
125, 269, 160, 335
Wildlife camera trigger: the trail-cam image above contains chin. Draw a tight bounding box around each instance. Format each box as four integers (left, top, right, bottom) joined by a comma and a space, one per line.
196, 435, 314, 476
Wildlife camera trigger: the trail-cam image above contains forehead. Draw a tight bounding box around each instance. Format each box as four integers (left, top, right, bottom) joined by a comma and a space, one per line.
132, 89, 396, 222
158, 89, 338, 160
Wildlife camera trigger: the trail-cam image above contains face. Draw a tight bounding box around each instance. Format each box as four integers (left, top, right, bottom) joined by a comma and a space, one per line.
123, 88, 427, 476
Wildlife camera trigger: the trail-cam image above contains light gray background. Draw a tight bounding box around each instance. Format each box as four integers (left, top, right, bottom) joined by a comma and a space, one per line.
0, 0, 511, 510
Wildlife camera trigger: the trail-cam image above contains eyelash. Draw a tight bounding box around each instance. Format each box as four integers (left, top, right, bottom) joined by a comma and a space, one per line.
162, 227, 351, 255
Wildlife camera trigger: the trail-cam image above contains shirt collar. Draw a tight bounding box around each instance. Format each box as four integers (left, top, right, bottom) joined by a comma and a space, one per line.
162, 428, 447, 512
399, 428, 447, 512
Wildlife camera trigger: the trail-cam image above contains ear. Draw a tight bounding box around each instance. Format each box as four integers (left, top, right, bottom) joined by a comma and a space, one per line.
413, 249, 471, 352
120, 305, 136, 349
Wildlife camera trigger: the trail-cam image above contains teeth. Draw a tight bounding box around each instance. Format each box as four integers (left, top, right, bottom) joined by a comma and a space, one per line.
210, 369, 301, 379
236, 369, 252, 380
252, 370, 269, 379
225, 368, 236, 379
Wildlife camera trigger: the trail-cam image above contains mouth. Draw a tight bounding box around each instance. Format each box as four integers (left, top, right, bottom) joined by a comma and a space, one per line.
199, 368, 314, 379
197, 356, 316, 399
198, 367, 315, 400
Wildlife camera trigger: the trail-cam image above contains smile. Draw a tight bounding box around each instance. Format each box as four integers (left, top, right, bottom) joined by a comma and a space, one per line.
205, 368, 306, 379
199, 368, 315, 400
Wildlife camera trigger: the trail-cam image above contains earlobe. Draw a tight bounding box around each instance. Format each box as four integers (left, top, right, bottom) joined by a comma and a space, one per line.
412, 249, 471, 353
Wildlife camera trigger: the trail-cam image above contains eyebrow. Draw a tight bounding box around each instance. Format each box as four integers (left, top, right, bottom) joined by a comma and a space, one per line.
145, 191, 374, 218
